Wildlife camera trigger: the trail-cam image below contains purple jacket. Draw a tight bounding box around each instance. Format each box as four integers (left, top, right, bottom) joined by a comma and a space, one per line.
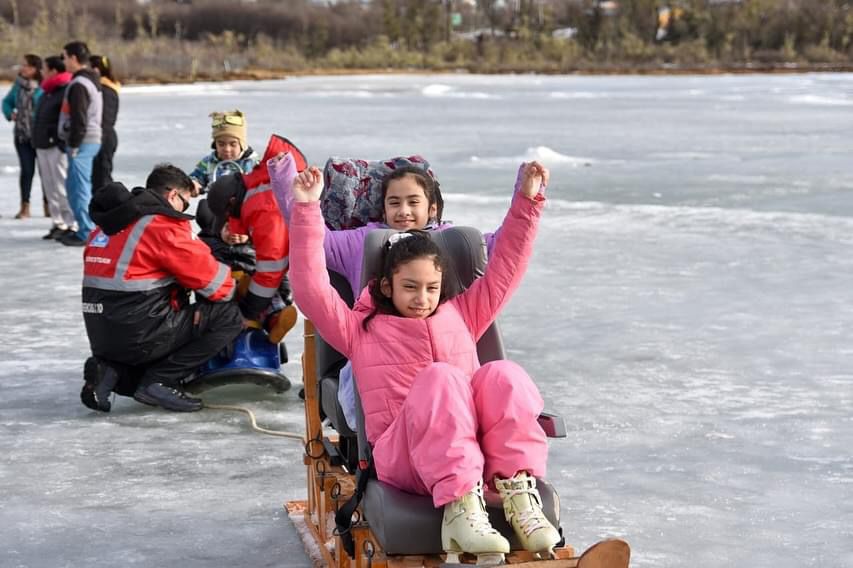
269, 155, 497, 298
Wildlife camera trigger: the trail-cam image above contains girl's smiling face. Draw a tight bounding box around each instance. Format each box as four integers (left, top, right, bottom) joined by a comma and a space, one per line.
383, 175, 437, 230
380, 256, 443, 319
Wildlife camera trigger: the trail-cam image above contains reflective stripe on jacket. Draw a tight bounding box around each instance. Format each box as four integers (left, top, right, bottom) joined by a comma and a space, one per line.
83, 214, 234, 301
231, 134, 306, 319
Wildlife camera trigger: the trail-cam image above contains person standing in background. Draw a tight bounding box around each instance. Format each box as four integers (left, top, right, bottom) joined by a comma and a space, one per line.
2, 54, 43, 219
89, 55, 119, 194
32, 55, 77, 240
57, 41, 102, 247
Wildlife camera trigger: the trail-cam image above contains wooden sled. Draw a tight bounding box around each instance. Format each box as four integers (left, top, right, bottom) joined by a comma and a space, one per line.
285, 321, 630, 568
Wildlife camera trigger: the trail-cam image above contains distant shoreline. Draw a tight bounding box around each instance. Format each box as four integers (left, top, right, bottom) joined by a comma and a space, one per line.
2, 62, 852, 87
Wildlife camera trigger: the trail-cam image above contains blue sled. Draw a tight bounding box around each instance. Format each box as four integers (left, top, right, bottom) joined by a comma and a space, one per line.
184, 329, 291, 394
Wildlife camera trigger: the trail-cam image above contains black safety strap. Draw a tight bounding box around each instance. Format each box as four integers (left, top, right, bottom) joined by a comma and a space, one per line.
334, 460, 373, 558
336, 359, 374, 558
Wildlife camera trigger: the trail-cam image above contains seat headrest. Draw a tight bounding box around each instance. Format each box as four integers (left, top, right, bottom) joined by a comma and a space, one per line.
359, 227, 487, 298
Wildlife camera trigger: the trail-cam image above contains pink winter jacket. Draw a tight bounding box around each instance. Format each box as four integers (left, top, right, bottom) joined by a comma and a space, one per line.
289, 191, 544, 446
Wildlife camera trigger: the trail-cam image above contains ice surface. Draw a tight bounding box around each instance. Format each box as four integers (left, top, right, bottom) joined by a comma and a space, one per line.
0, 198, 311, 566
1, 73, 852, 567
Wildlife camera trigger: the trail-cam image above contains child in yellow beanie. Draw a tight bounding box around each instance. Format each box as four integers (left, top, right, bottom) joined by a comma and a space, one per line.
189, 110, 260, 195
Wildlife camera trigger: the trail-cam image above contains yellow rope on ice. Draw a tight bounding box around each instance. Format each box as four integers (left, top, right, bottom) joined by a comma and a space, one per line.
204, 403, 305, 440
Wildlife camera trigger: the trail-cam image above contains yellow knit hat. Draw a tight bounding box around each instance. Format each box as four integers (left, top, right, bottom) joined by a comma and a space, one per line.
210, 110, 247, 150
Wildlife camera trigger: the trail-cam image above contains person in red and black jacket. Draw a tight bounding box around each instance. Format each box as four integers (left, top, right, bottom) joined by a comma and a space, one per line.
206, 135, 306, 341
80, 164, 242, 413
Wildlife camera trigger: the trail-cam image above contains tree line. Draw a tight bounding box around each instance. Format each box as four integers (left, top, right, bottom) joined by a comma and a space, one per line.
1, 0, 851, 81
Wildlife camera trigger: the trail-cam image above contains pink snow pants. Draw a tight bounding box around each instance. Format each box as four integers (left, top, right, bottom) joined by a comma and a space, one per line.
371, 360, 548, 508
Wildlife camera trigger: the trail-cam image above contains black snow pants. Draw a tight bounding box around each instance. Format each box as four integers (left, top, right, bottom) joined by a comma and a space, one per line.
105, 300, 243, 395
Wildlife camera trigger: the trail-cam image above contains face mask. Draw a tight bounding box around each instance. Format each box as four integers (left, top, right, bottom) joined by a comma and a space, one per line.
175, 192, 190, 212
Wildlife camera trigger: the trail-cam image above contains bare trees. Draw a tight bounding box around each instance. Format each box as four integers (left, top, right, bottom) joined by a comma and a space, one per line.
1, 0, 850, 77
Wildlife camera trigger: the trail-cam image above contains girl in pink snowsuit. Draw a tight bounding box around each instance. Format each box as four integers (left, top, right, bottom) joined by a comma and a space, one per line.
286, 157, 561, 562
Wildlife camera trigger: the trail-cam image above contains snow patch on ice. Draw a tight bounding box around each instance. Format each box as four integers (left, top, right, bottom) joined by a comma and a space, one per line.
286, 506, 330, 568
421, 83, 499, 99
122, 83, 237, 97
469, 146, 594, 167
550, 91, 602, 100
788, 94, 853, 106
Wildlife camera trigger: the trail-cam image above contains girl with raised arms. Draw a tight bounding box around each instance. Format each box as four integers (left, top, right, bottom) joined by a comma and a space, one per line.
281, 153, 560, 564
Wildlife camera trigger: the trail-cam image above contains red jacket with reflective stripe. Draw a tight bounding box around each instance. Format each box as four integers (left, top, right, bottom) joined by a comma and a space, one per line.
232, 135, 306, 319
84, 214, 234, 302
230, 185, 288, 309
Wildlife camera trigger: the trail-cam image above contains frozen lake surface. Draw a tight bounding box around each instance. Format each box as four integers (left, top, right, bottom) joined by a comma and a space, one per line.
1, 73, 852, 567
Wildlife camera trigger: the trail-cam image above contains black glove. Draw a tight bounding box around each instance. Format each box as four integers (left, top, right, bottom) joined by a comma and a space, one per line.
226, 244, 257, 273
200, 236, 257, 272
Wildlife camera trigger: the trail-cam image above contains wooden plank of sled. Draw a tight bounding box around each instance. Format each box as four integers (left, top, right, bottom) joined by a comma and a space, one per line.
508, 540, 630, 568
509, 547, 576, 562
303, 320, 323, 450
551, 546, 577, 559
283, 500, 305, 514
506, 558, 580, 567
384, 554, 433, 567
381, 545, 579, 567
351, 526, 379, 568
317, 475, 331, 541
303, 320, 325, 527
433, 560, 577, 568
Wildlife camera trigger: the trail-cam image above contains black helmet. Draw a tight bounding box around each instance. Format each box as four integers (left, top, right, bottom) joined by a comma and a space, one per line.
206, 173, 246, 232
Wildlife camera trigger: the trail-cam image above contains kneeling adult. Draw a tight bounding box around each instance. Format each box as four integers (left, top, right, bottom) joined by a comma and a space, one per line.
80, 164, 242, 412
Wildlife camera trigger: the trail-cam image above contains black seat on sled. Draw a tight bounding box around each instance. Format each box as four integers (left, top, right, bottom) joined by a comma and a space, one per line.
313, 226, 565, 556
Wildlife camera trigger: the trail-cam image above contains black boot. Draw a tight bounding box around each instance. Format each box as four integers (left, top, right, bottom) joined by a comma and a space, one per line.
42, 226, 65, 240
80, 357, 119, 412
133, 383, 203, 412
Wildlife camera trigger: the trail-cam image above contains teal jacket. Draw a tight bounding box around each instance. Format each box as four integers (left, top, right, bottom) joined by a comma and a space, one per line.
3, 81, 43, 121
1, 83, 18, 120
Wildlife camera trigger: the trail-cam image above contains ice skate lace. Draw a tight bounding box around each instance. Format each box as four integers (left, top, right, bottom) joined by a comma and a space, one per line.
465, 504, 499, 536
456, 488, 499, 536
504, 487, 549, 537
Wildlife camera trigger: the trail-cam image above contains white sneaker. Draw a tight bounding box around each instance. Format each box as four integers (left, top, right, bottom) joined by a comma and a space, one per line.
442, 480, 510, 565
494, 472, 561, 558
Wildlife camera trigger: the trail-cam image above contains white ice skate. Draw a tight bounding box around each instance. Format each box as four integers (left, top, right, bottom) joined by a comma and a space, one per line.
442, 480, 510, 565
494, 472, 561, 559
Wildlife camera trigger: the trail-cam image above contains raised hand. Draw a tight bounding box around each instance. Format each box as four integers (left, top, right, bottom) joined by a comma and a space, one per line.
291, 166, 324, 203
267, 152, 291, 177
518, 161, 549, 200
